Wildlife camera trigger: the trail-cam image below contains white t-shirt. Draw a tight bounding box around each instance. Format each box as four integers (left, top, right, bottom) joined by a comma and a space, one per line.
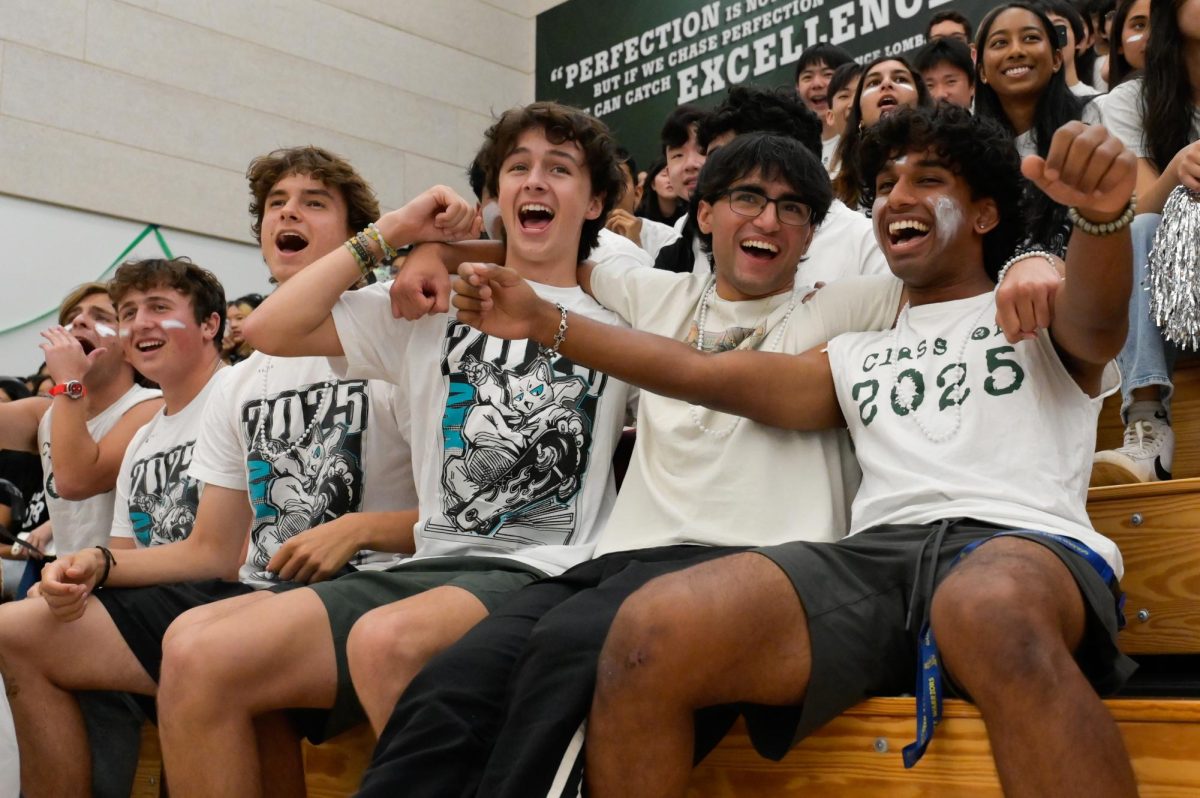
1093, 56, 1109, 94
822, 134, 841, 174
37, 384, 162, 555
331, 281, 633, 576
112, 368, 226, 547
827, 290, 1122, 575
590, 227, 653, 270
638, 218, 682, 261
1102, 77, 1200, 161
1069, 82, 1100, 98
800, 200, 890, 287
188, 352, 417, 587
590, 267, 904, 556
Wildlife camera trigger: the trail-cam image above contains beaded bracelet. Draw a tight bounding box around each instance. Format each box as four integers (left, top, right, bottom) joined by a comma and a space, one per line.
366, 223, 399, 262
995, 249, 1059, 288
344, 237, 373, 279
1068, 193, 1137, 237
540, 303, 569, 360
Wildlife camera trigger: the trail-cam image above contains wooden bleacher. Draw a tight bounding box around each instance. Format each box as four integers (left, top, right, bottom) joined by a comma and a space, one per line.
130, 364, 1200, 797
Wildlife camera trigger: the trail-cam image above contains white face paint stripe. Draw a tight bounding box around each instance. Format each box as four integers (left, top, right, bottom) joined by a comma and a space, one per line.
160, 319, 187, 330
94, 323, 117, 338
861, 85, 882, 95
1124, 33, 1144, 43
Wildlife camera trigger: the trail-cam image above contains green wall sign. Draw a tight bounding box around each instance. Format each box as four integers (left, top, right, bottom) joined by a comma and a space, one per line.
537, 0, 993, 166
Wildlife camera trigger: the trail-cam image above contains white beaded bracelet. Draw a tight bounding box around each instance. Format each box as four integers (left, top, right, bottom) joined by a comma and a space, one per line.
995, 249, 1059, 288
1067, 193, 1137, 236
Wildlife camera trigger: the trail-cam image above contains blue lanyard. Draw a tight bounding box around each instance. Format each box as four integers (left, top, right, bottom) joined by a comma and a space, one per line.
901, 529, 1123, 769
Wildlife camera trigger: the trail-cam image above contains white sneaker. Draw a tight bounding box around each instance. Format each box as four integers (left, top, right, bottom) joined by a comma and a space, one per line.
1091, 418, 1175, 486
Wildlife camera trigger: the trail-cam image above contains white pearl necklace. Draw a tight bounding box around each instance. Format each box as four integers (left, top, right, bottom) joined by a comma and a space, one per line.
689, 276, 798, 438
253, 357, 335, 455
888, 296, 993, 444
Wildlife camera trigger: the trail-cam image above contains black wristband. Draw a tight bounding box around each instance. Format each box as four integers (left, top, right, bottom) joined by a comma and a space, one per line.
94, 545, 115, 589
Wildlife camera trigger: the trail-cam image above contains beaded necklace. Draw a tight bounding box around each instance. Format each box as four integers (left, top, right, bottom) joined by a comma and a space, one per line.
689, 276, 798, 438
252, 357, 335, 455
888, 294, 992, 444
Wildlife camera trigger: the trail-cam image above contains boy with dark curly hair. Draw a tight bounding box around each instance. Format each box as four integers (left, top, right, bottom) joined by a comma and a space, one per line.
546, 104, 1138, 797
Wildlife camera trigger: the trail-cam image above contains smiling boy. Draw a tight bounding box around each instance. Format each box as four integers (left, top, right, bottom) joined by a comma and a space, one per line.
151, 102, 636, 796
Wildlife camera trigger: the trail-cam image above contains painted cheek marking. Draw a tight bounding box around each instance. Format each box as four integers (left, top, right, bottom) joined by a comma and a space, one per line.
63, 323, 74, 332
861, 85, 882, 95
933, 196, 965, 249
1124, 33, 1144, 43
119, 328, 132, 338
160, 319, 187, 330
95, 323, 118, 338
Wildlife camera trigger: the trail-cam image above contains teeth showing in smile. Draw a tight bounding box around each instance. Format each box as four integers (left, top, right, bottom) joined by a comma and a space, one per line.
136, 340, 165, 352
888, 220, 930, 244
1003, 65, 1031, 77
518, 203, 555, 228
741, 239, 780, 254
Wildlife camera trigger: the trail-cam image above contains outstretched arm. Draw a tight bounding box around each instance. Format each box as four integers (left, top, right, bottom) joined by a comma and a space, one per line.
245, 185, 476, 357
453, 263, 844, 431
389, 240, 505, 320
1022, 121, 1137, 391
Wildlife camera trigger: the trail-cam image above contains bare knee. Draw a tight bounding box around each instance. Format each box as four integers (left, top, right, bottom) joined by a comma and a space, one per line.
596, 575, 705, 705
160, 617, 241, 707
346, 608, 426, 690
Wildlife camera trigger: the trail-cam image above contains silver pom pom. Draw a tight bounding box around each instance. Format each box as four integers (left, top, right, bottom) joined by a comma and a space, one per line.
1148, 187, 1200, 351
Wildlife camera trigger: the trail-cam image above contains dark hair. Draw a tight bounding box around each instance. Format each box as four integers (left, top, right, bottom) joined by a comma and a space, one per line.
1143, 0, 1193, 173
1107, 0, 1145, 87
232, 293, 265, 310
660, 104, 710, 152
634, 158, 683, 225
0, 377, 32, 402
860, 104, 1025, 280
975, 2, 1091, 247
467, 155, 487, 202
913, 37, 977, 85
246, 146, 379, 243
793, 43, 854, 82
477, 101, 623, 263
828, 61, 865, 98
1071, 0, 1099, 86
927, 9, 973, 39
109, 257, 228, 352
692, 133, 833, 261
833, 55, 934, 209
615, 146, 637, 183
697, 85, 823, 158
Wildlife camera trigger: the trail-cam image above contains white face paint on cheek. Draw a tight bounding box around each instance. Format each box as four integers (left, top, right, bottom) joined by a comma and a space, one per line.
119, 328, 131, 338
933, 195, 965, 251
94, 323, 117, 338
160, 319, 187, 330
1124, 33, 1144, 43
63, 323, 74, 332
861, 85, 882, 96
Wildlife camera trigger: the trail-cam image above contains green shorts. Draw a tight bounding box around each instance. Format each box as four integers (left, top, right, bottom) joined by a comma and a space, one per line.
298, 556, 543, 742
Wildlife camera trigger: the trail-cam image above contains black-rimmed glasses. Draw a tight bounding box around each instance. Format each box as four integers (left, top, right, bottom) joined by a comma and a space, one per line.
717, 190, 812, 226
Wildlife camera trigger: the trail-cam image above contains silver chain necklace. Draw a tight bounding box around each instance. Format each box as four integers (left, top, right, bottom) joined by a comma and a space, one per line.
253, 357, 335, 455
888, 295, 992, 444
689, 276, 798, 438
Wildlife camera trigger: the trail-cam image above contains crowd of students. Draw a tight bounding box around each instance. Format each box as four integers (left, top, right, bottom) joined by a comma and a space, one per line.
0, 1, 1195, 796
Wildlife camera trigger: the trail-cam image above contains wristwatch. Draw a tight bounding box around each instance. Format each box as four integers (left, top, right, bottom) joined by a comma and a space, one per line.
49, 380, 86, 400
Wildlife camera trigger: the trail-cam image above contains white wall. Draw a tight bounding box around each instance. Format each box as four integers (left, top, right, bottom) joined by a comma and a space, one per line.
0, 0, 555, 373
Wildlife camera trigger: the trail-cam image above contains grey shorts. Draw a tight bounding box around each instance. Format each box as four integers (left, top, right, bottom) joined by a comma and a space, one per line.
297, 556, 543, 742
742, 519, 1135, 760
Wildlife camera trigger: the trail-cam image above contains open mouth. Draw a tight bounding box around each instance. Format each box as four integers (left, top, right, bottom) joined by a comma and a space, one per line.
887, 219, 931, 249
518, 203, 555, 231
877, 94, 900, 113
275, 231, 309, 254
739, 238, 781, 261
75, 337, 96, 356
135, 339, 166, 353
1002, 64, 1033, 78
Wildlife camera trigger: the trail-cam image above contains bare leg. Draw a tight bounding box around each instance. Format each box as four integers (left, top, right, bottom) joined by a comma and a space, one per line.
255, 711, 306, 798
346, 586, 487, 734
157, 588, 338, 798
0, 597, 156, 798
587, 553, 811, 798
931, 537, 1136, 798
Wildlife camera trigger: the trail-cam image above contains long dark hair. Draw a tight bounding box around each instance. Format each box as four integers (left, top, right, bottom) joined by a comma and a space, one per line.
975, 2, 1091, 253
635, 158, 683, 225
1108, 0, 1145, 87
832, 55, 933, 209
974, 2, 1088, 154
1143, 0, 1195, 173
